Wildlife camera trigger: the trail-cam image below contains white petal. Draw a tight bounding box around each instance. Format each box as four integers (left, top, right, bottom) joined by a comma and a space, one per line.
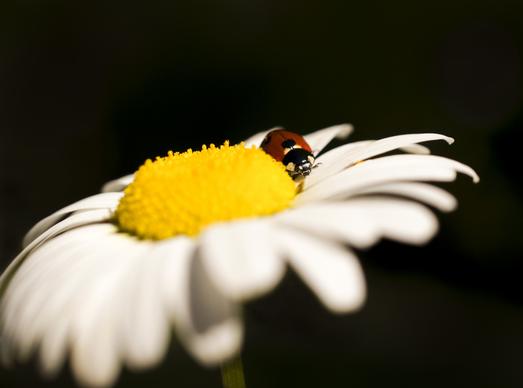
32, 227, 144, 386
28, 208, 113, 250
275, 226, 366, 313
356, 182, 457, 212
72, 318, 120, 388
159, 238, 243, 365
38, 313, 70, 377
1, 224, 119, 369
2, 224, 162, 387
1, 223, 116, 339
306, 133, 453, 189
359, 198, 439, 245
243, 126, 283, 148
0, 209, 113, 301
307, 140, 373, 187
101, 174, 135, 193
278, 198, 439, 248
119, 245, 170, 370
348, 198, 439, 245
23, 192, 122, 247
297, 154, 479, 205
276, 204, 379, 249
69, 254, 128, 387
303, 124, 353, 155
400, 144, 431, 154
69, 234, 151, 386
199, 220, 285, 301
333, 133, 454, 167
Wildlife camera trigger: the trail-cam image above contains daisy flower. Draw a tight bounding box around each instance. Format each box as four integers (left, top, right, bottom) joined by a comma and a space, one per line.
0, 124, 478, 387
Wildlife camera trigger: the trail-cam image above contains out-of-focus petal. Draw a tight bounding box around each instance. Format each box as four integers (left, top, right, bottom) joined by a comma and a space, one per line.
278, 198, 439, 248
101, 175, 134, 193
0, 209, 113, 301
38, 311, 69, 377
275, 226, 366, 313
355, 182, 457, 212
275, 204, 380, 249
159, 239, 243, 366
199, 220, 285, 301
69, 233, 150, 387
23, 193, 122, 247
1, 224, 134, 387
2, 225, 113, 363
119, 244, 171, 371
400, 144, 431, 154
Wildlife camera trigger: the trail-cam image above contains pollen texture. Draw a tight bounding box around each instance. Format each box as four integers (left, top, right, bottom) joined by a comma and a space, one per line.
116, 142, 297, 239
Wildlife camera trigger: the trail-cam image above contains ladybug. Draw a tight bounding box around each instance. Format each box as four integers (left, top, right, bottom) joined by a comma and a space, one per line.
260, 129, 316, 179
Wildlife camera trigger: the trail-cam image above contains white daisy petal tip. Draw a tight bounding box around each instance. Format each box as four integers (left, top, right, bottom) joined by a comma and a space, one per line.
454, 161, 479, 183
432, 133, 454, 145
470, 168, 480, 183
71, 342, 121, 388
391, 203, 440, 246
199, 221, 286, 302
101, 174, 134, 193
403, 132, 453, 144
160, 239, 245, 369
275, 227, 367, 314
333, 123, 354, 139
319, 271, 367, 314
186, 318, 244, 367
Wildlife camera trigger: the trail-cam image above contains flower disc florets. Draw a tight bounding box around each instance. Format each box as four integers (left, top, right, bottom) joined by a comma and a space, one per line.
116, 141, 296, 239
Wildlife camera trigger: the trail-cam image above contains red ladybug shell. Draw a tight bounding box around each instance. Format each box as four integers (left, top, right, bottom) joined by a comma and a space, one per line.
260, 129, 312, 162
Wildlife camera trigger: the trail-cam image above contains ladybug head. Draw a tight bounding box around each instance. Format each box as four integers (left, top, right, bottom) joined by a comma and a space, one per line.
282, 148, 315, 179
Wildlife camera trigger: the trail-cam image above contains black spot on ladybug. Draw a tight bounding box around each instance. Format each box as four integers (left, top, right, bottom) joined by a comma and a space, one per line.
281, 139, 296, 149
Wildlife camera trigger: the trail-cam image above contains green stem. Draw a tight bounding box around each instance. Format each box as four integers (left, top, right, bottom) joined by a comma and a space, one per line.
221, 356, 247, 388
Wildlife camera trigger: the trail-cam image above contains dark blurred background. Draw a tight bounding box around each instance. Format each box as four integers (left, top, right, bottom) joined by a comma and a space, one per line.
1, 1, 523, 387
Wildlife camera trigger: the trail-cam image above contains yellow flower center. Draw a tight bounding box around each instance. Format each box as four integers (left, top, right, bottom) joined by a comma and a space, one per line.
116, 141, 296, 239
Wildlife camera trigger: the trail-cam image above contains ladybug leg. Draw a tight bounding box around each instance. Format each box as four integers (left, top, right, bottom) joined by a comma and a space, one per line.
308, 155, 321, 170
